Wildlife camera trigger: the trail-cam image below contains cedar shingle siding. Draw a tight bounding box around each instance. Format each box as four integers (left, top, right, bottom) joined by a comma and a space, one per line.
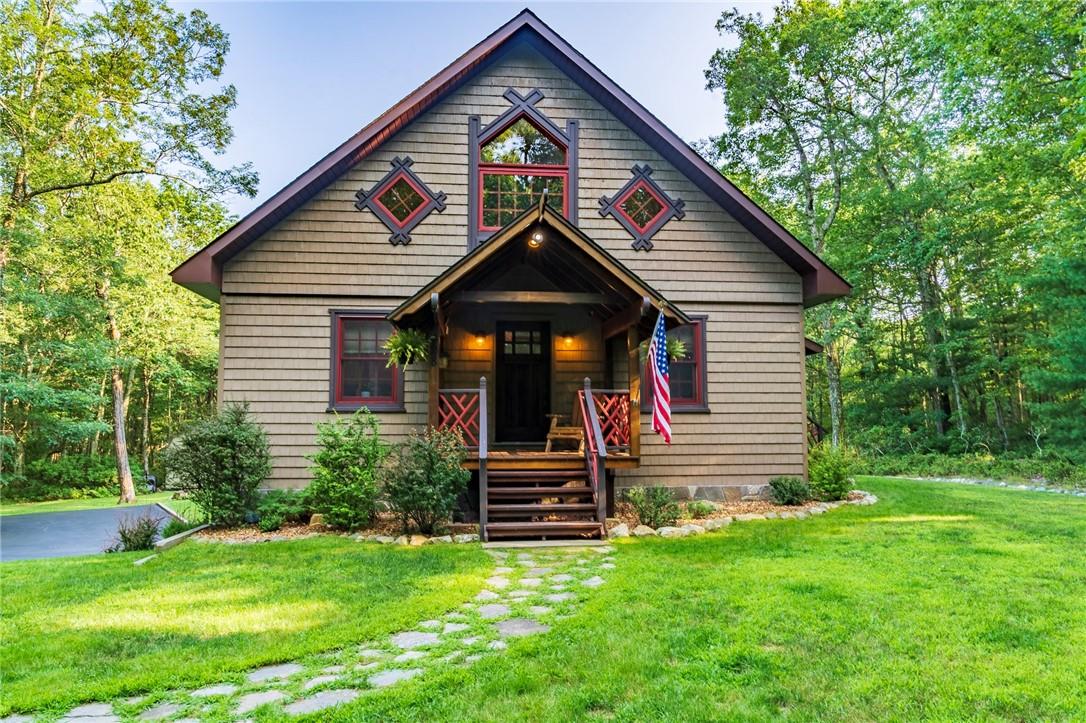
220, 42, 806, 493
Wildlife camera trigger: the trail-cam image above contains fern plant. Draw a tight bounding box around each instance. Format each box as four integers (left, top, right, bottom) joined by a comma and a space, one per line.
383, 328, 432, 367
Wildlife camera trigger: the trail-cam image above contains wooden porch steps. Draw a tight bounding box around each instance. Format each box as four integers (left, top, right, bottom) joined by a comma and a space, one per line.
485, 520, 604, 539
482, 461, 604, 541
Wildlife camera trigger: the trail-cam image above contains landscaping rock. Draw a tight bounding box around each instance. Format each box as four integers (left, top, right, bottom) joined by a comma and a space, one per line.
454, 533, 479, 543
192, 683, 238, 698
247, 662, 303, 683
704, 517, 732, 530
496, 618, 550, 637
657, 526, 688, 538
632, 525, 657, 537
390, 631, 439, 649
808, 507, 825, 515
794, 511, 810, 520
778, 511, 796, 520
408, 534, 428, 546
394, 535, 410, 545
681, 524, 706, 535
369, 668, 423, 688
308, 513, 325, 526
374, 535, 395, 544
425, 535, 453, 544
763, 511, 780, 519
303, 674, 341, 690
285, 689, 359, 715
477, 603, 511, 619
609, 523, 630, 538
236, 691, 286, 714
735, 513, 765, 522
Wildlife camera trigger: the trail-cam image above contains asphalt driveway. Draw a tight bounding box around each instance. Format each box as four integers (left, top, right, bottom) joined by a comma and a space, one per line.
0, 504, 171, 561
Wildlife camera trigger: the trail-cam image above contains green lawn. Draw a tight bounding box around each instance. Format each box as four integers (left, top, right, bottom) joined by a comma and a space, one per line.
0, 538, 490, 714
3, 477, 1085, 721
0, 491, 198, 520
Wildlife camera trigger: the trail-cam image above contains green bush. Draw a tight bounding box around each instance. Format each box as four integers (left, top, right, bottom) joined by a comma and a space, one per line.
258, 512, 284, 532
161, 517, 200, 539
107, 514, 160, 552
808, 443, 860, 501
257, 489, 313, 527
3, 455, 118, 502
685, 500, 716, 518
383, 427, 470, 534
162, 403, 271, 526
307, 410, 387, 531
769, 476, 811, 505
626, 486, 680, 528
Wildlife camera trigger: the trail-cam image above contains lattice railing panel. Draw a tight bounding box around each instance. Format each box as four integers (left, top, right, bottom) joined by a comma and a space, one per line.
593, 391, 631, 450
437, 389, 481, 447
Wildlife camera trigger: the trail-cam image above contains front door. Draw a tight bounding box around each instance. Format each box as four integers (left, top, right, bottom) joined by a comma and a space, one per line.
496, 321, 550, 443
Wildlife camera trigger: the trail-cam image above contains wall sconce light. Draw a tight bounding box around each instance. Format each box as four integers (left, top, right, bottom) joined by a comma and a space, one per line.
528, 231, 544, 248
562, 333, 574, 347
474, 332, 486, 346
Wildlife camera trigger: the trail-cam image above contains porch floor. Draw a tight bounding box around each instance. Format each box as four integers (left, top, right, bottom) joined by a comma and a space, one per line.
463, 449, 638, 470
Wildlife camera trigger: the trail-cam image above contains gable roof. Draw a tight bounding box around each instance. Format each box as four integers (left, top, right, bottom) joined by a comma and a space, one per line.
389, 201, 690, 333
172, 8, 850, 306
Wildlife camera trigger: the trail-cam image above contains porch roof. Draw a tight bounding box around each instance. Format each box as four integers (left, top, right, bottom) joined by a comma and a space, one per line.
388, 202, 690, 337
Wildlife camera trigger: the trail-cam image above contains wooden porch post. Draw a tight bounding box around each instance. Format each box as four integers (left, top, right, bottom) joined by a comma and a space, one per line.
428, 292, 443, 428
627, 326, 641, 458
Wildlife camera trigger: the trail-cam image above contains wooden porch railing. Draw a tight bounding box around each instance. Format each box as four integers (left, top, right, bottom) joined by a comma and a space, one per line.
438, 379, 488, 539
590, 389, 631, 453
578, 378, 608, 529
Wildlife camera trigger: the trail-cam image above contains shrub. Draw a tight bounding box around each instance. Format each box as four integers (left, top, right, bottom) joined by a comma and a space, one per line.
162, 403, 271, 526
808, 443, 860, 501
161, 517, 200, 539
108, 514, 160, 552
307, 410, 386, 531
383, 427, 470, 534
257, 489, 313, 526
685, 500, 716, 519
4, 455, 118, 502
626, 486, 680, 528
769, 476, 811, 506
258, 512, 285, 532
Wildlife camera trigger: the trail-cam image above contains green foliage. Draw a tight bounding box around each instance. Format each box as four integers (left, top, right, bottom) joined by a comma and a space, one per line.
382, 427, 470, 534
2, 455, 118, 502
626, 486, 680, 528
256, 489, 314, 527
161, 517, 200, 539
307, 410, 386, 531
162, 404, 271, 526
382, 328, 431, 367
808, 443, 859, 501
861, 451, 1086, 488
107, 514, 160, 552
685, 500, 716, 518
258, 512, 284, 533
769, 476, 812, 506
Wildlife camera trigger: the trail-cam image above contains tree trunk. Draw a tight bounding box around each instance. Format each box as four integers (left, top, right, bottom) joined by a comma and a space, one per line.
917, 271, 949, 436
90, 373, 108, 456
98, 279, 135, 503
141, 366, 152, 474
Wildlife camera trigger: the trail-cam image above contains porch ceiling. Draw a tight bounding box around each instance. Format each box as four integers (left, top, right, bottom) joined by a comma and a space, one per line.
388, 203, 689, 338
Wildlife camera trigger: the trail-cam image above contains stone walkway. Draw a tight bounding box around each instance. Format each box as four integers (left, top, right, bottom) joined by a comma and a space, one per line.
6, 546, 613, 723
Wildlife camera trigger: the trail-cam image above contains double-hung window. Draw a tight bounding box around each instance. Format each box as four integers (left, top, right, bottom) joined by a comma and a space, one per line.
330, 312, 403, 411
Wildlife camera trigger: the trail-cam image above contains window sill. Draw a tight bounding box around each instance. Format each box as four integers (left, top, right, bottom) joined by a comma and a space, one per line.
328, 402, 406, 413
641, 404, 711, 415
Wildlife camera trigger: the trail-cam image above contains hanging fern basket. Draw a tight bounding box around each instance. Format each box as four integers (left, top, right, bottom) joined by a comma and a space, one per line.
383, 328, 433, 367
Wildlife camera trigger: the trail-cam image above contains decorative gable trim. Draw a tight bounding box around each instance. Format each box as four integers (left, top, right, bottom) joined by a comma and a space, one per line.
354, 157, 447, 245
599, 165, 685, 251
468, 87, 578, 249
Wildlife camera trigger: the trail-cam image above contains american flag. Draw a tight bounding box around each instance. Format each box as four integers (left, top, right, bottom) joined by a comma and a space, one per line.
647, 310, 671, 445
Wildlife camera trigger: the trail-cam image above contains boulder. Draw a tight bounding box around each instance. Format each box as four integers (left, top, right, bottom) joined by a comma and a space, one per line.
394, 535, 410, 545
704, 517, 732, 531
778, 511, 796, 520
735, 513, 765, 522
763, 511, 780, 519
680, 523, 706, 535
632, 525, 657, 537
794, 510, 810, 520
408, 534, 428, 546
374, 535, 396, 544
425, 535, 453, 544
454, 533, 480, 543
657, 526, 689, 538
308, 513, 325, 527
609, 523, 630, 538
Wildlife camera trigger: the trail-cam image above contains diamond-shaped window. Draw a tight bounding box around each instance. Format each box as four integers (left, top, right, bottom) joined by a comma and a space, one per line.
619, 183, 666, 232
376, 175, 426, 226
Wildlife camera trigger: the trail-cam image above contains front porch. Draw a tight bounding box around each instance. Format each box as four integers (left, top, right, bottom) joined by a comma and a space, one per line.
389, 203, 688, 540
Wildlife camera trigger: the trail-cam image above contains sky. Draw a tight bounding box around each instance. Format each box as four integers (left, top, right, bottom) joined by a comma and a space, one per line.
176, 2, 777, 217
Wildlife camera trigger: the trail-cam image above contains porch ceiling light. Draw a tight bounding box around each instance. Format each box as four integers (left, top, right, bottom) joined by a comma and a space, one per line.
528, 231, 544, 248
562, 333, 574, 346
474, 332, 486, 346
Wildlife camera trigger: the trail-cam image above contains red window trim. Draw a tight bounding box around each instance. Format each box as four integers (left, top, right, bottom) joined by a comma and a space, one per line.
371, 171, 430, 230
477, 114, 569, 232
615, 179, 669, 234
641, 316, 709, 413
331, 312, 403, 412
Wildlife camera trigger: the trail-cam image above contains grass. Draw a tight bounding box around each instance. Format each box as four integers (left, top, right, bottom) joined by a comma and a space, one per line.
0, 491, 199, 520
3, 477, 1085, 721
0, 537, 490, 714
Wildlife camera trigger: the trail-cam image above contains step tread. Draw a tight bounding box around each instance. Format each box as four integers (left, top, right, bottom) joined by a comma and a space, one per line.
488, 486, 594, 497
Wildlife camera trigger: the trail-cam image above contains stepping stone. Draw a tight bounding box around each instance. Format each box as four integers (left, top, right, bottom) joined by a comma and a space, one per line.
494, 566, 513, 574
443, 622, 469, 634
1, 716, 33, 723
462, 636, 481, 646
442, 650, 465, 662
390, 631, 439, 649
444, 611, 467, 620
526, 568, 552, 576
520, 577, 543, 587
550, 584, 566, 591
62, 703, 116, 719
138, 703, 181, 720
284, 689, 359, 715
477, 603, 510, 619
529, 605, 553, 615
236, 690, 286, 714
583, 576, 605, 588
123, 696, 147, 706
545, 592, 573, 603
600, 563, 615, 569
465, 654, 481, 663
322, 665, 346, 674
475, 589, 500, 601
394, 650, 427, 662
303, 674, 341, 690
418, 619, 441, 629
358, 648, 385, 659
508, 589, 534, 598
192, 683, 238, 697
369, 668, 423, 688
496, 618, 550, 637
485, 576, 510, 588
247, 662, 303, 683
487, 639, 508, 650
550, 574, 573, 582
357, 661, 379, 670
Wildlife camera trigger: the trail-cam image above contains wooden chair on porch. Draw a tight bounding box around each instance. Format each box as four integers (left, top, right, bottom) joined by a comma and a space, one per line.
544, 399, 585, 453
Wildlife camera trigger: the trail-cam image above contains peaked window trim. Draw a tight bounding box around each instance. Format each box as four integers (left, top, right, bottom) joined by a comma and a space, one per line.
468, 88, 579, 248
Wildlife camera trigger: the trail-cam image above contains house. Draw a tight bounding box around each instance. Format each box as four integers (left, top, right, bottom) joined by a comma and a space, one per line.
172, 9, 850, 540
